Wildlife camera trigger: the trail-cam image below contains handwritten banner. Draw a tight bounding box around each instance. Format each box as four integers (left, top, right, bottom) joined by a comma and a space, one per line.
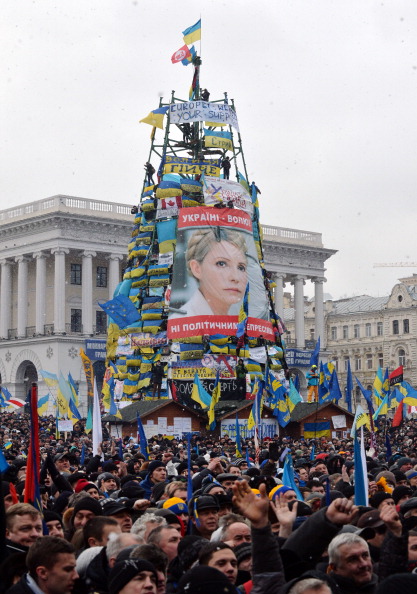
203, 177, 253, 215
169, 101, 239, 131
163, 155, 220, 176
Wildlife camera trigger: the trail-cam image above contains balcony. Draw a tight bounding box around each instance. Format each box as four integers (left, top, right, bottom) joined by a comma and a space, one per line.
6, 323, 108, 339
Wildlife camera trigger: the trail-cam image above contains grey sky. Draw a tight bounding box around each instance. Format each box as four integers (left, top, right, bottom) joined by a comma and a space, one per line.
2, 1, 417, 301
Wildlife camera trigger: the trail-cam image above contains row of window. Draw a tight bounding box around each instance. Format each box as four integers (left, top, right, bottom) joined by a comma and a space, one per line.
330, 319, 409, 340
70, 264, 108, 288
333, 349, 406, 372
71, 309, 107, 333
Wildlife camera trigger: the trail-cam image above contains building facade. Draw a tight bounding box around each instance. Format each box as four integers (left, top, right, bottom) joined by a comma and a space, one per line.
284, 276, 417, 404
0, 196, 336, 412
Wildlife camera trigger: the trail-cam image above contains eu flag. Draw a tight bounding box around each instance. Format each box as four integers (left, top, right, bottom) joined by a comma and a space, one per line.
99, 295, 140, 329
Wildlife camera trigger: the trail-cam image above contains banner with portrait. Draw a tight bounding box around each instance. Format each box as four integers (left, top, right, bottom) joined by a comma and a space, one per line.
169, 101, 239, 132
202, 177, 253, 215
167, 207, 273, 340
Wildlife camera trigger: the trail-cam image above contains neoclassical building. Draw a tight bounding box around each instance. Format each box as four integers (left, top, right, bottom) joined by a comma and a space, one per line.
0, 196, 336, 412
284, 276, 417, 403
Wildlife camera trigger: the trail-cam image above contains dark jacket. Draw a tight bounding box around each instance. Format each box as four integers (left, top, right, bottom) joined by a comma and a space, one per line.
282, 507, 341, 568
84, 546, 109, 594
5, 539, 28, 559
139, 474, 157, 500
250, 523, 286, 594
329, 572, 378, 594
6, 576, 34, 594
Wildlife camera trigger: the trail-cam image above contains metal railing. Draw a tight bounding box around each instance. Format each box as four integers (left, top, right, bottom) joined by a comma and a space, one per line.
0, 195, 133, 224
261, 225, 323, 247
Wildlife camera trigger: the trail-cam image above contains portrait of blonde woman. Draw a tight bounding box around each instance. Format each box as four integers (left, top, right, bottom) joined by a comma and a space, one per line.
169, 227, 248, 318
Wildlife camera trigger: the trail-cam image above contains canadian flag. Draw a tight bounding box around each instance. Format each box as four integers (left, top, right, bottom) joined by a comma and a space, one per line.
161, 196, 182, 209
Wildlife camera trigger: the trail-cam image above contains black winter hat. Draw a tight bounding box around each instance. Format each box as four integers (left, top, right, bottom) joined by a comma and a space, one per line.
147, 460, 166, 475
109, 560, 157, 594
72, 497, 102, 519
177, 566, 237, 594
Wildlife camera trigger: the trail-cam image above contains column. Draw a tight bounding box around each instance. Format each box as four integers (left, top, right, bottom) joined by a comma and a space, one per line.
0, 259, 12, 338
293, 275, 306, 348
16, 256, 29, 338
274, 274, 285, 317
52, 248, 69, 334
108, 254, 123, 299
314, 277, 326, 349
33, 251, 47, 335
82, 250, 96, 335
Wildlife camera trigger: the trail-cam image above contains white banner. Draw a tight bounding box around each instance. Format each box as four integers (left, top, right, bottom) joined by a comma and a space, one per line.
169, 101, 239, 131
221, 418, 279, 439
57, 420, 73, 432
203, 177, 253, 215
248, 346, 268, 363
332, 414, 347, 429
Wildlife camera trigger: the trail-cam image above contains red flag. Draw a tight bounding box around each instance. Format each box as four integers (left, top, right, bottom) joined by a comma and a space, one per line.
24, 384, 42, 511
171, 45, 191, 64
170, 380, 178, 402
389, 365, 403, 387
392, 402, 403, 427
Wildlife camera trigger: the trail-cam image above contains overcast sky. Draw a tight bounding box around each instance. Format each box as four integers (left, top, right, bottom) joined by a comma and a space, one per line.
2, 1, 417, 301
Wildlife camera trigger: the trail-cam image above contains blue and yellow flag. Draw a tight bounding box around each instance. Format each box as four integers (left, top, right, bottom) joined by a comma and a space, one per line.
373, 393, 389, 420
68, 373, 79, 407
248, 380, 264, 430
191, 373, 212, 410
304, 421, 330, 439
139, 106, 169, 130
182, 19, 201, 45
235, 413, 242, 457
39, 370, 58, 388
318, 362, 329, 403
204, 128, 233, 151
401, 381, 417, 406
288, 378, 303, 410
37, 394, 49, 416
207, 370, 221, 429
373, 367, 384, 406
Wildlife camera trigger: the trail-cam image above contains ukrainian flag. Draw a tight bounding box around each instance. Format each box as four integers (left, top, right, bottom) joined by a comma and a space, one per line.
304, 421, 330, 439
373, 367, 384, 406
182, 19, 201, 45
37, 394, 49, 416
140, 106, 169, 130
207, 370, 221, 429
191, 373, 212, 410
373, 393, 389, 420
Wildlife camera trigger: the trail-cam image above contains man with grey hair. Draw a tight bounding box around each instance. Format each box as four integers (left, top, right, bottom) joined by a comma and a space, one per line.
210, 513, 251, 547
84, 531, 142, 593
288, 577, 332, 594
131, 512, 167, 541
328, 532, 377, 593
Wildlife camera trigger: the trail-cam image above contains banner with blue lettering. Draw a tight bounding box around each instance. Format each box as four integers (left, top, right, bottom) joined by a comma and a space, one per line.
169, 101, 240, 132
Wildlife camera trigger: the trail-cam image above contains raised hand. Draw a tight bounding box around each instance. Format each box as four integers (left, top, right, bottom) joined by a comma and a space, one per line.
325, 497, 358, 525
232, 480, 269, 529
271, 496, 298, 538
380, 502, 402, 537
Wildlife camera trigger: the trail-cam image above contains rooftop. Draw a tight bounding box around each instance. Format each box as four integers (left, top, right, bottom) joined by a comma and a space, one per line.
0, 196, 323, 248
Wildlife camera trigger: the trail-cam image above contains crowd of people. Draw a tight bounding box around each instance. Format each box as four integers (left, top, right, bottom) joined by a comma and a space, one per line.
1, 410, 417, 593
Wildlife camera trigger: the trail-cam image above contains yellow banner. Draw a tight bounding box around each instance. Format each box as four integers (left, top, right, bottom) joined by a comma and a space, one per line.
164, 163, 220, 176
80, 349, 94, 400
204, 135, 233, 151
